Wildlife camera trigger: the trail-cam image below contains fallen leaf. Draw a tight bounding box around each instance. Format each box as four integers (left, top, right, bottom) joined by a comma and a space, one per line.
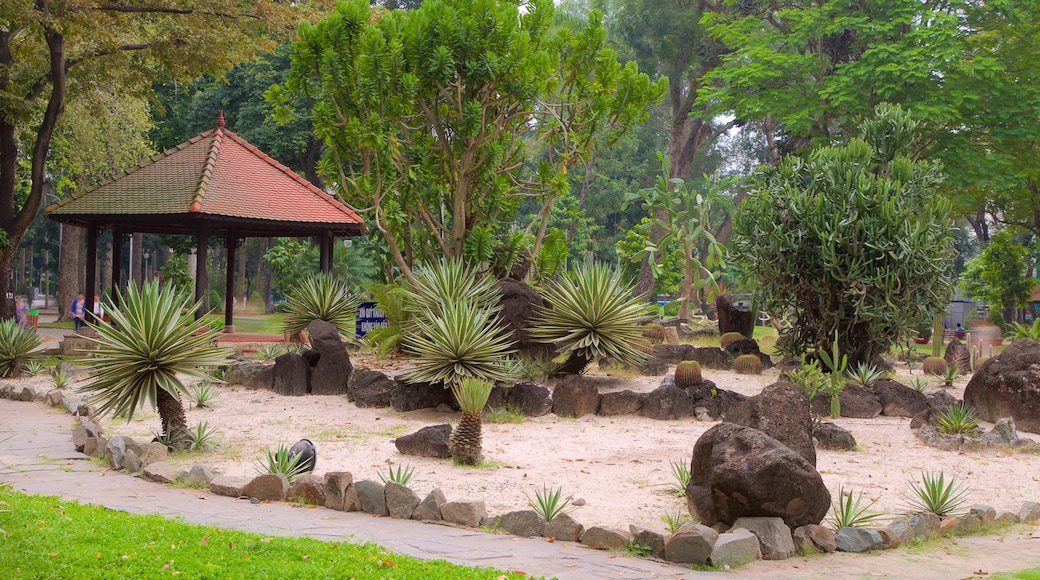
200, 536, 208, 546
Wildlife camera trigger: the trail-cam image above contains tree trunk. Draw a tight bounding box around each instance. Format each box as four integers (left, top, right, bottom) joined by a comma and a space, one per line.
156, 386, 191, 450
130, 232, 143, 287
0, 246, 15, 319
57, 225, 84, 321
100, 244, 112, 297
554, 351, 592, 377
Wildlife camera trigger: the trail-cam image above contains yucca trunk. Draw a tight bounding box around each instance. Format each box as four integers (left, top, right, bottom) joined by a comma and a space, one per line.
449, 412, 483, 465
555, 351, 592, 376
156, 387, 191, 450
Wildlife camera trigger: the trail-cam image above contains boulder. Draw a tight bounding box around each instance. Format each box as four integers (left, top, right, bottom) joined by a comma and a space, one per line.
288, 473, 325, 505
394, 424, 452, 458
45, 390, 64, 407
688, 385, 747, 421
209, 475, 251, 498
994, 510, 1020, 526
716, 294, 753, 338
486, 510, 546, 537
288, 438, 317, 473
886, 519, 915, 546
224, 361, 274, 391
441, 500, 487, 528
271, 352, 310, 396
838, 384, 882, 418
324, 472, 361, 512
653, 344, 696, 365
874, 378, 930, 418
792, 524, 836, 554
16, 385, 34, 401
944, 338, 971, 375
1020, 501, 1040, 523
686, 423, 830, 530
143, 461, 184, 484
183, 464, 219, 487
391, 380, 454, 412
907, 513, 940, 538
502, 382, 553, 416
813, 422, 857, 451
927, 390, 959, 410
727, 381, 815, 465
412, 488, 447, 521
730, 517, 795, 561
354, 480, 388, 516
834, 527, 882, 552
307, 320, 353, 396
991, 417, 1020, 444
347, 369, 395, 408
956, 514, 979, 533
551, 376, 600, 418
629, 526, 665, 558
724, 338, 773, 369
242, 473, 289, 501
124, 449, 143, 473
639, 386, 696, 420
874, 528, 900, 550
709, 528, 762, 568
663, 523, 718, 565
384, 481, 420, 519
84, 436, 107, 459
597, 390, 644, 416
684, 347, 733, 370
581, 526, 631, 551
916, 424, 964, 451
496, 278, 555, 362
141, 441, 168, 467
970, 504, 996, 527
963, 339, 1040, 433
939, 516, 960, 535
545, 512, 584, 542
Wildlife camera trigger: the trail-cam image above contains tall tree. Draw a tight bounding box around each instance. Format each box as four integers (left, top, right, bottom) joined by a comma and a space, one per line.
0, 0, 298, 318
271, 0, 664, 285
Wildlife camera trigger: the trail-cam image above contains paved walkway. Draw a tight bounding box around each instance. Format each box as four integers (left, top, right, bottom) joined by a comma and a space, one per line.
0, 399, 716, 580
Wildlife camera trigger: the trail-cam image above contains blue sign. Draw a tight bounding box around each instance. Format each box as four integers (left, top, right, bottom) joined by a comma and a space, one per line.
356, 301, 389, 338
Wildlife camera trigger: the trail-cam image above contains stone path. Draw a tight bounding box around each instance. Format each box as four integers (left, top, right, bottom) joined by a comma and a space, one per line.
0, 399, 716, 580
3, 398, 1039, 580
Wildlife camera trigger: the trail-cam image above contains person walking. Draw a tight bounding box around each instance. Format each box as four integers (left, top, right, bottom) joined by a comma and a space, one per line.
70, 293, 86, 333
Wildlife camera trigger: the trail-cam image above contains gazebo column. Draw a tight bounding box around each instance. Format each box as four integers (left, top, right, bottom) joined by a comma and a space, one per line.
111, 228, 124, 296
224, 233, 237, 332
85, 225, 98, 321
195, 225, 209, 320
318, 229, 333, 274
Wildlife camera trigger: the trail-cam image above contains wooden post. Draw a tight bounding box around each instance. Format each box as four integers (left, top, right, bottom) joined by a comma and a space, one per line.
85, 225, 98, 321
111, 228, 124, 297
319, 229, 332, 273
195, 225, 209, 320
224, 233, 237, 331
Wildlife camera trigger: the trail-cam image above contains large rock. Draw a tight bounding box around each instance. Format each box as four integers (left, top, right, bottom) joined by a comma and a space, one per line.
963, 339, 1040, 433
551, 375, 600, 418
324, 472, 361, 512
813, 385, 882, 418
272, 352, 310, 396
183, 464, 219, 487
874, 378, 930, 418
730, 517, 795, 560
598, 390, 644, 416
502, 382, 553, 416
141, 441, 168, 467
727, 381, 815, 465
663, 523, 718, 565
686, 383, 747, 421
581, 526, 631, 551
944, 338, 971, 375
724, 338, 773, 369
391, 380, 454, 412
355, 480, 388, 515
834, 527, 883, 553
347, 369, 395, 408
715, 294, 753, 338
792, 524, 836, 553
242, 473, 289, 501
639, 386, 695, 420
629, 526, 665, 558
684, 347, 733, 370
307, 319, 353, 395
412, 488, 447, 521
496, 278, 555, 362
225, 361, 274, 391
709, 528, 762, 568
813, 422, 857, 451
384, 481, 421, 519
441, 500, 487, 528
394, 424, 452, 458
142, 461, 184, 484
686, 423, 831, 529
209, 475, 251, 498
546, 512, 584, 542
288, 473, 325, 505
486, 510, 546, 537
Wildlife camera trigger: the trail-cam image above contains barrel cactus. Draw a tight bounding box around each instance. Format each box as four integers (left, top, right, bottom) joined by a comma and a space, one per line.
720, 332, 745, 349
923, 356, 947, 376
642, 323, 666, 343
733, 354, 763, 375
674, 361, 703, 388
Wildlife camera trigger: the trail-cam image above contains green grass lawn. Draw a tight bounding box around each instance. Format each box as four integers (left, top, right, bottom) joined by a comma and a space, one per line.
0, 487, 531, 579
204, 313, 287, 334
995, 569, 1040, 579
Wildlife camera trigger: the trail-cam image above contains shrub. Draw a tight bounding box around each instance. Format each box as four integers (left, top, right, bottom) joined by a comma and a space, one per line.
530, 485, 571, 522
720, 331, 745, 349
51, 368, 73, 390
903, 471, 969, 517
674, 361, 702, 388
787, 357, 828, 400
846, 362, 884, 388
829, 485, 884, 530
923, 356, 947, 376
187, 382, 218, 409
1009, 319, 1040, 340
0, 318, 42, 377
188, 421, 220, 453
935, 403, 980, 435
733, 354, 762, 375
909, 376, 931, 394
282, 272, 359, 339
378, 463, 414, 486
667, 458, 691, 497
255, 443, 310, 483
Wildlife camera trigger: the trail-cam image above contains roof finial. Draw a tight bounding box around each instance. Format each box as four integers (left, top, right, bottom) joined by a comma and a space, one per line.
217, 110, 226, 128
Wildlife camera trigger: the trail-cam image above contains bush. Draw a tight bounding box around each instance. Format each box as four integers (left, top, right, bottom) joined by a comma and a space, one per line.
732, 104, 954, 367
0, 318, 42, 377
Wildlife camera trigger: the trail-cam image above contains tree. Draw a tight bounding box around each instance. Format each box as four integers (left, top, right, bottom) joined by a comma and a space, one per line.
0, 0, 300, 319
732, 105, 956, 367
270, 0, 664, 286
960, 230, 1038, 324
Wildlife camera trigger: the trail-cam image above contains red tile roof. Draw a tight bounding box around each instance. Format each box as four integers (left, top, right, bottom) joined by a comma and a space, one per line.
47, 119, 364, 234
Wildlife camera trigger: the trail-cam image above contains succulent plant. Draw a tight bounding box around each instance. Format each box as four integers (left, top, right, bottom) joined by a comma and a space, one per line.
674, 360, 703, 388
720, 332, 745, 349
642, 323, 666, 343
922, 356, 948, 376
733, 353, 763, 375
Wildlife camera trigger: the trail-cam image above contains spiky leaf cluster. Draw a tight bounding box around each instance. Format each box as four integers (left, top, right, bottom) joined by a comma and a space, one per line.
282, 272, 360, 338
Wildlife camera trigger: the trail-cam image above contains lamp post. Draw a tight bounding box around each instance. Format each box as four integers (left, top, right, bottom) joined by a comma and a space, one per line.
143, 252, 150, 282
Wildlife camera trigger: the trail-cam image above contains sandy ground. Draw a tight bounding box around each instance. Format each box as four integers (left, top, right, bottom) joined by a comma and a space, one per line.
43, 351, 1036, 540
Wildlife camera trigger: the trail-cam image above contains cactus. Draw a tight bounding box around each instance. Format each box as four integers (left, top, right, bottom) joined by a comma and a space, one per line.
720, 332, 745, 349
674, 361, 703, 388
974, 357, 989, 371
923, 356, 947, 376
642, 323, 666, 343
733, 354, 763, 375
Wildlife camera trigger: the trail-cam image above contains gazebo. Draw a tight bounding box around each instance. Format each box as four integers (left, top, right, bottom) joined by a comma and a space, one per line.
46, 113, 365, 328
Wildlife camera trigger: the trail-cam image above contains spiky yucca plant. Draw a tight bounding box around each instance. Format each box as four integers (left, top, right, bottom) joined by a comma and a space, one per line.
529, 262, 653, 376
282, 272, 360, 339
400, 300, 517, 386
449, 377, 493, 465
79, 280, 230, 450
404, 258, 500, 313
0, 318, 42, 377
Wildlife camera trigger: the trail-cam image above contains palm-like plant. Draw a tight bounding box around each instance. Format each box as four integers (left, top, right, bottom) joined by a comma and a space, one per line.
529, 262, 653, 375
403, 258, 499, 314
1009, 319, 1040, 340
400, 300, 517, 386
449, 377, 493, 465
78, 280, 230, 450
0, 318, 42, 377
282, 272, 360, 339
846, 362, 885, 388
